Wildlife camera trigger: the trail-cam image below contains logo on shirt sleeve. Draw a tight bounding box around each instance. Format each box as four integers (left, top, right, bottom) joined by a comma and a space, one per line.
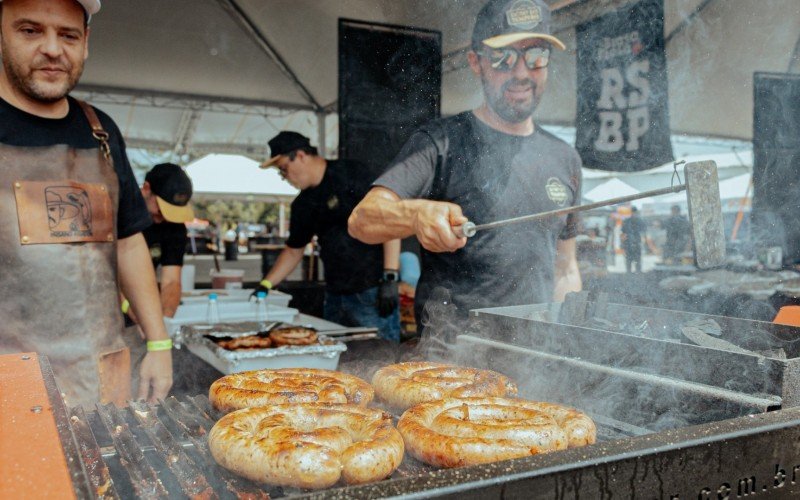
545, 177, 569, 206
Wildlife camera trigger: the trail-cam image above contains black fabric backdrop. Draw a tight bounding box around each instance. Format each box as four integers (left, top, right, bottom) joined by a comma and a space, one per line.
751, 72, 800, 264
338, 19, 441, 180
575, 0, 673, 172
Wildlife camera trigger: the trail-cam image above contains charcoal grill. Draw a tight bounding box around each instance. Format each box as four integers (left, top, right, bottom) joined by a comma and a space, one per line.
12, 299, 800, 498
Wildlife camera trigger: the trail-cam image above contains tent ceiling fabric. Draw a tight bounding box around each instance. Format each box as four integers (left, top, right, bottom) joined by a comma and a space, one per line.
74, 0, 800, 160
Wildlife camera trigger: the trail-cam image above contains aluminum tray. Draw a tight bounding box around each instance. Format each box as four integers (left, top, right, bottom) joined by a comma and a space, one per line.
165, 303, 298, 336
180, 321, 346, 374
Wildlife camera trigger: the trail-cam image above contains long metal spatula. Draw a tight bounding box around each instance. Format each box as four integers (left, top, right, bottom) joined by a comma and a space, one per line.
453, 160, 726, 269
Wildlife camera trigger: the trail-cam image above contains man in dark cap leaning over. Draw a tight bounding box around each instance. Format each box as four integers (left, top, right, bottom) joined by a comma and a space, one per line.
137, 163, 195, 319
252, 131, 402, 342
349, 0, 583, 327
122, 163, 194, 392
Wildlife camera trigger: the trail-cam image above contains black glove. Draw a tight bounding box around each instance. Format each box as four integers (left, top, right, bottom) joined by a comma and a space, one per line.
250, 279, 272, 300
377, 270, 399, 317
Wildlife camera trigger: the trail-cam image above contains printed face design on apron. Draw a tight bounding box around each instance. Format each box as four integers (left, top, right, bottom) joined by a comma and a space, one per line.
48, 185, 91, 232
14, 180, 114, 244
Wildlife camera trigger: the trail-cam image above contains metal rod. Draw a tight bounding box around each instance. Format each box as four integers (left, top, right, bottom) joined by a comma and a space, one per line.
458, 336, 781, 410
459, 183, 685, 237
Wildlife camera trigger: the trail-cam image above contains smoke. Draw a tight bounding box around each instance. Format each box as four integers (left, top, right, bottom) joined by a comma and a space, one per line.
394, 291, 796, 440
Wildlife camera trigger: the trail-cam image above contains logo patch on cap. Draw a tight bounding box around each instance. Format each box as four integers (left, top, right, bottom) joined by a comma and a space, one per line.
173, 193, 190, 205
545, 177, 569, 206
506, 0, 542, 30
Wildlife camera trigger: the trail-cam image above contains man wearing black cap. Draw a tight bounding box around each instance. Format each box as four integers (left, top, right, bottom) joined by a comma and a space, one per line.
350, 0, 583, 325
253, 131, 401, 342
0, 0, 172, 406
137, 163, 195, 318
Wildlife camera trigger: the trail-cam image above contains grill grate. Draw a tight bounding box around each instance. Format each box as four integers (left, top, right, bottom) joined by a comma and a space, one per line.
74, 396, 282, 498
70, 395, 629, 499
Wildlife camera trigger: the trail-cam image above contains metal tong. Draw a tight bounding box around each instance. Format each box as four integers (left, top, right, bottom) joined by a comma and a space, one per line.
453, 161, 726, 269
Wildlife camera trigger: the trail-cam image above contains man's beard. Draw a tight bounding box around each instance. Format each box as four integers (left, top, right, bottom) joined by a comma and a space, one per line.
1, 41, 83, 103
482, 73, 539, 124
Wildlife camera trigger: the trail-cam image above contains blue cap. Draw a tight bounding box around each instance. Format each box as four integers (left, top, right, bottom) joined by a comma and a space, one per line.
208, 293, 218, 300
256, 291, 267, 299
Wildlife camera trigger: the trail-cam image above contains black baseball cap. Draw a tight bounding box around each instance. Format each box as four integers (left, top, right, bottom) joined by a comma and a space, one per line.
472, 0, 565, 51
145, 163, 195, 223
260, 131, 312, 169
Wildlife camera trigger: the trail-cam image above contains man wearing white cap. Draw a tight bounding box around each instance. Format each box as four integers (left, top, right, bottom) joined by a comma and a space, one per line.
350, 0, 583, 325
0, 0, 172, 406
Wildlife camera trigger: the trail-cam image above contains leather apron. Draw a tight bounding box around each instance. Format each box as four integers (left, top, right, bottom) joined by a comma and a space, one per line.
0, 101, 131, 408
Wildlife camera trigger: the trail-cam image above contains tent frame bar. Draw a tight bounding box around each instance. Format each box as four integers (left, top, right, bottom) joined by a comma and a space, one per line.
74, 84, 316, 114
216, 0, 323, 112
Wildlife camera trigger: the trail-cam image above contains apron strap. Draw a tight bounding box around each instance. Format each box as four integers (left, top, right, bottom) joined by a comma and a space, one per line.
76, 99, 112, 161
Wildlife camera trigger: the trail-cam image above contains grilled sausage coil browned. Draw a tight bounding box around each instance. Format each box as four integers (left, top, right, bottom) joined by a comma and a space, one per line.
397, 397, 597, 468
372, 362, 517, 411
209, 404, 404, 489
209, 368, 374, 413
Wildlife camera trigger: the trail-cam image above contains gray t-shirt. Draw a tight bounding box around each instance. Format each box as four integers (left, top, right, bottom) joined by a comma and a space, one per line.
375, 112, 582, 320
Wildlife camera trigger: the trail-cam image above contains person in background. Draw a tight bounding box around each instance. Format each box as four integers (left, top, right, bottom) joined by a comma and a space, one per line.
123, 163, 194, 320
348, 0, 582, 326
662, 204, 690, 265
0, 0, 171, 406
252, 132, 402, 342
621, 206, 647, 273
122, 163, 194, 395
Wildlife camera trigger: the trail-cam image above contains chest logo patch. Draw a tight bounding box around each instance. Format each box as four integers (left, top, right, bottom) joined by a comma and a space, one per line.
327, 195, 339, 210
46, 186, 93, 237
545, 177, 569, 207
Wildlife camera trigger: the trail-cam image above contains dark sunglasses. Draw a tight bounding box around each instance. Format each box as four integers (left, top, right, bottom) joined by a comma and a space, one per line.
482, 45, 551, 71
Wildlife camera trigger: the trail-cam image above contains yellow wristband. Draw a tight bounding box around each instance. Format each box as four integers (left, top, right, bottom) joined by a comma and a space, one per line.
146, 339, 173, 352
121, 299, 130, 314
260, 279, 273, 289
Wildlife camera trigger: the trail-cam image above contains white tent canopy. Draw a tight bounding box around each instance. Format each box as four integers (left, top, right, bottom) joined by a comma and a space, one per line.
583, 178, 639, 202
71, 0, 800, 162
186, 154, 299, 203
583, 178, 644, 208
718, 173, 753, 201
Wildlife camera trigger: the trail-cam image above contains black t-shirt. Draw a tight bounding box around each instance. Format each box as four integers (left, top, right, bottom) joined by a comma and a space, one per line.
0, 96, 151, 238
143, 222, 188, 268
664, 215, 689, 241
375, 112, 582, 316
622, 215, 647, 248
286, 159, 384, 294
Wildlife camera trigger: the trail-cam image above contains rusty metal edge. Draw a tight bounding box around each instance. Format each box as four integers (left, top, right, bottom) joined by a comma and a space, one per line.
38, 355, 96, 500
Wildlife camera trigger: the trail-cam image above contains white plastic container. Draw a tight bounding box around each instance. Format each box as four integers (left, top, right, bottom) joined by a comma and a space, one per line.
180, 288, 292, 308
180, 264, 196, 291
165, 302, 298, 336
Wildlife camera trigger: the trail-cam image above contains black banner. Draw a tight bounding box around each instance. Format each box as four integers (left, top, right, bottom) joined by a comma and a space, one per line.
575, 0, 673, 172
751, 72, 800, 263
338, 19, 441, 179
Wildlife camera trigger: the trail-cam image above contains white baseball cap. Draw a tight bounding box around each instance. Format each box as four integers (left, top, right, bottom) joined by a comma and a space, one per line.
0, 0, 101, 20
